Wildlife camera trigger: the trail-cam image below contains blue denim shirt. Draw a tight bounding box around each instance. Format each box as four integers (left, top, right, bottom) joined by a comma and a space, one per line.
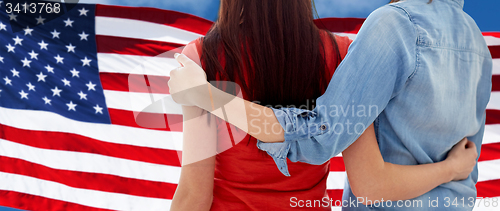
257, 0, 492, 209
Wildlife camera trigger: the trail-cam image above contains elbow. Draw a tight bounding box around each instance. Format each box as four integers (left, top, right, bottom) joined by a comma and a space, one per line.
351, 187, 376, 205
349, 180, 385, 205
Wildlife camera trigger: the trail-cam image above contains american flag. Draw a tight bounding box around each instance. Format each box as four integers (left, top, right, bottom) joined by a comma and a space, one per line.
0, 3, 498, 211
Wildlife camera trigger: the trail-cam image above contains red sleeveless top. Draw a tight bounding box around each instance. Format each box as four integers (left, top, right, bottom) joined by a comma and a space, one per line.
181, 32, 352, 210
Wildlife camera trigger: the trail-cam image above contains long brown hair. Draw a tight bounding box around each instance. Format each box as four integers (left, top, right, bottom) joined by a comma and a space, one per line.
201, 0, 341, 108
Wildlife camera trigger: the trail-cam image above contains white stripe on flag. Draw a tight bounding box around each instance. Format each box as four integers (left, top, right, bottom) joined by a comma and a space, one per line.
98, 53, 178, 76
327, 172, 347, 190
493, 59, 500, 75
0, 139, 182, 184
96, 16, 202, 44
486, 92, 500, 110
104, 90, 182, 115
0, 172, 172, 211
484, 36, 500, 46
483, 125, 500, 145
0, 107, 183, 151
478, 159, 500, 182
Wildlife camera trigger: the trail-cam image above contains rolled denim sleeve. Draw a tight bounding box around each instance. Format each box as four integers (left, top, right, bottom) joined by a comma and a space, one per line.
257, 5, 418, 176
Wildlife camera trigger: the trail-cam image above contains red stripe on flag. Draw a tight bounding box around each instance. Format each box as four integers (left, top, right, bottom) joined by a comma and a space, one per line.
100, 73, 171, 94
483, 32, 500, 38
479, 143, 500, 162
95, 4, 213, 36
0, 123, 181, 166
330, 157, 346, 172
486, 109, 500, 125
489, 46, 500, 59
108, 108, 183, 132
0, 156, 178, 199
477, 179, 500, 198
492, 75, 500, 92
96, 35, 184, 57
315, 18, 365, 33
0, 190, 115, 211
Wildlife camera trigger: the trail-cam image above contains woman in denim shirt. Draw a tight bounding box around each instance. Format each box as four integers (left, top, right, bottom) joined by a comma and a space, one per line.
169, 0, 488, 209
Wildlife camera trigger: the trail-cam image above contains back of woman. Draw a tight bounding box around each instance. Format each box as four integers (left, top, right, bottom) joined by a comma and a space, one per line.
179, 0, 351, 210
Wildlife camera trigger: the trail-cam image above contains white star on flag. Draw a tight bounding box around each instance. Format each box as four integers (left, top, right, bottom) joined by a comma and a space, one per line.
38, 40, 48, 50
79, 31, 89, 41
86, 81, 96, 91
36, 72, 47, 82
0, 56, 3, 63
36, 16, 46, 25
45, 65, 54, 73
78, 91, 87, 100
64, 18, 74, 27
81, 57, 92, 66
42, 97, 52, 105
19, 90, 29, 99
51, 29, 61, 39
79, 7, 89, 16
6, 43, 15, 53
93, 104, 103, 114
27, 83, 36, 91
66, 43, 76, 53
13, 36, 23, 45
3, 76, 12, 86
0, 22, 6, 31
70, 68, 80, 77
11, 69, 20, 77
62, 78, 71, 87
3, 77, 12, 86
24, 26, 34, 35
21, 58, 32, 67
8, 13, 17, 21
66, 101, 77, 111
51, 87, 62, 97
29, 50, 39, 60
54, 55, 64, 64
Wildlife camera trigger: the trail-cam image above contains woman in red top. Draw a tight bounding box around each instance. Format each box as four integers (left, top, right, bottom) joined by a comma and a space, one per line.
170, 0, 476, 210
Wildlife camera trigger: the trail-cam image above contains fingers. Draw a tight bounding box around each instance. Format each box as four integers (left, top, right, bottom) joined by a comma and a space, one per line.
174, 53, 195, 67
466, 141, 478, 157
170, 67, 181, 77
455, 138, 467, 148
465, 140, 475, 149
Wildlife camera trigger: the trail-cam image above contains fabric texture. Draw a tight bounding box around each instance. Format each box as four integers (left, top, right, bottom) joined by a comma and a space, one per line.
258, 0, 493, 210
181, 33, 352, 210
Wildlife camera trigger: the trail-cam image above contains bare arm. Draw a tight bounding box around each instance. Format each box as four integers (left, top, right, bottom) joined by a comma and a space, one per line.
342, 124, 478, 204
193, 83, 284, 143
170, 106, 217, 211
169, 53, 284, 143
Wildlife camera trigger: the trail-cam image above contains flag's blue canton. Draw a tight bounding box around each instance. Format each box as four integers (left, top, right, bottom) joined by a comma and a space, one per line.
0, 3, 111, 124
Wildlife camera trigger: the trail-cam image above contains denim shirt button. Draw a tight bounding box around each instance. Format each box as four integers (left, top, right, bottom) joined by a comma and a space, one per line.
320, 124, 327, 131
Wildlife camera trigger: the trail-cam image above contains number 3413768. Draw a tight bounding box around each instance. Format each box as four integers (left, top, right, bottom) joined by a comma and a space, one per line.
5, 3, 61, 14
